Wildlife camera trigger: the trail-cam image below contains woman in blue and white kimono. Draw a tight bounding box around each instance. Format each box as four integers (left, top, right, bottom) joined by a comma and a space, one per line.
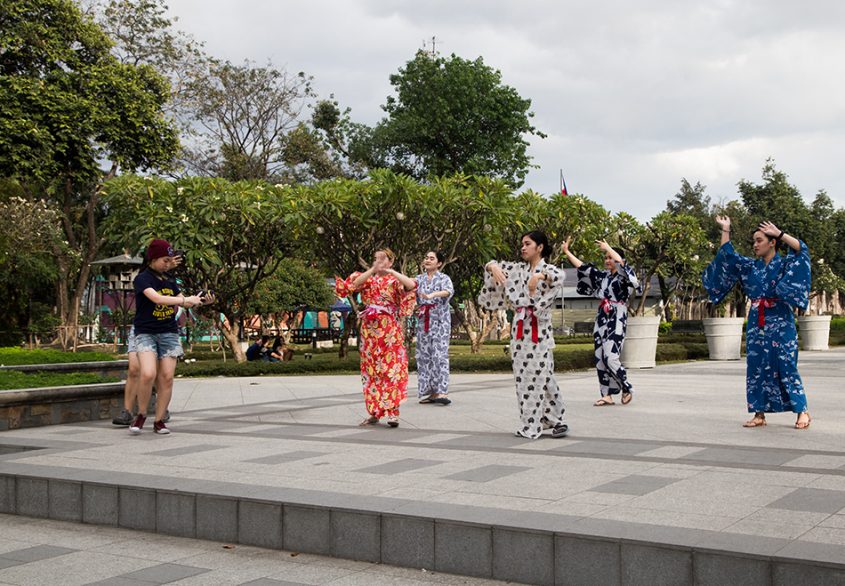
562, 237, 641, 406
415, 251, 454, 405
480, 230, 568, 439
703, 216, 812, 429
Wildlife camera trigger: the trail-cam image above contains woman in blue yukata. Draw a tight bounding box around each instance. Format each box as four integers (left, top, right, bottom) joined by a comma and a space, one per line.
480, 230, 568, 439
561, 237, 642, 406
703, 215, 812, 429
415, 251, 454, 405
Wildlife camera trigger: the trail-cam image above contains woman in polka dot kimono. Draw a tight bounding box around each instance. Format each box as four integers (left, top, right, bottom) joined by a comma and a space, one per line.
479, 231, 568, 439
561, 237, 641, 406
703, 216, 812, 430
336, 249, 417, 428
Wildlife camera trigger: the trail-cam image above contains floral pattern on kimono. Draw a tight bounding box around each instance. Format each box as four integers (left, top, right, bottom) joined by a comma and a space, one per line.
702, 241, 812, 413
336, 272, 416, 419
478, 259, 566, 439
415, 271, 454, 397
577, 262, 641, 397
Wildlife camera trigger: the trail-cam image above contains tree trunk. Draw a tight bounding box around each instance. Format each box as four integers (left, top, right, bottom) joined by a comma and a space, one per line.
457, 298, 497, 354
220, 318, 246, 362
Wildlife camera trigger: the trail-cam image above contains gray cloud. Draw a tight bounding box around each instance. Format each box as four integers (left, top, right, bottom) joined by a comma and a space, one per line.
166, 0, 845, 218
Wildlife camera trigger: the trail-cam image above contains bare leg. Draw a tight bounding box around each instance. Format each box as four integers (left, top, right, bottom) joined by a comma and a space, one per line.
124, 352, 140, 412
135, 351, 159, 416
154, 357, 177, 422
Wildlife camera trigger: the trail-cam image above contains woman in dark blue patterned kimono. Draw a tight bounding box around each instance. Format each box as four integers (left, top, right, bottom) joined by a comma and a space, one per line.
415, 251, 454, 405
703, 215, 812, 429
561, 237, 641, 406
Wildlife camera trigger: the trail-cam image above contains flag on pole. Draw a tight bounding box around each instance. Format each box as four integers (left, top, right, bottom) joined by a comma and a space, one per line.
559, 170, 568, 196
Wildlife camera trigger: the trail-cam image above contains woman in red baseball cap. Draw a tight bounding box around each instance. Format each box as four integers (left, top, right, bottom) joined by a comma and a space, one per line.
129, 239, 204, 435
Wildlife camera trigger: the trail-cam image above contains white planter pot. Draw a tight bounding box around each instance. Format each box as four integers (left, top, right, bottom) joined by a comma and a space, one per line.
620, 315, 661, 369
702, 317, 745, 360
797, 315, 831, 351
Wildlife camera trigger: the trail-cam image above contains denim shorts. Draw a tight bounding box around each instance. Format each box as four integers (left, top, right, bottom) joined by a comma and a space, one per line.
127, 326, 137, 353
133, 332, 184, 360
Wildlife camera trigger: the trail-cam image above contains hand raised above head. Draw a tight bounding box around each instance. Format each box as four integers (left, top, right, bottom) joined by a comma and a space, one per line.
758, 220, 781, 238
715, 215, 731, 230
559, 236, 572, 254
595, 239, 611, 252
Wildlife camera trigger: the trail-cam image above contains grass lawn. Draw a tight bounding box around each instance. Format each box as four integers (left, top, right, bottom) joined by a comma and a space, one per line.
0, 347, 117, 366
0, 371, 121, 391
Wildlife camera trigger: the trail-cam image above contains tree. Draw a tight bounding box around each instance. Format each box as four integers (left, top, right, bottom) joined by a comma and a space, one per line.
101, 176, 295, 362
0, 0, 179, 348
362, 51, 544, 187
181, 60, 314, 181
245, 258, 335, 342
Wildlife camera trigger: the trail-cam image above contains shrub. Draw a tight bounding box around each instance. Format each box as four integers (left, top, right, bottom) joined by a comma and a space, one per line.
0, 372, 120, 390
0, 347, 117, 366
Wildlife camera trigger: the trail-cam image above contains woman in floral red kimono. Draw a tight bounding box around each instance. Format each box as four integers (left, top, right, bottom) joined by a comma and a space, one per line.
336, 249, 417, 427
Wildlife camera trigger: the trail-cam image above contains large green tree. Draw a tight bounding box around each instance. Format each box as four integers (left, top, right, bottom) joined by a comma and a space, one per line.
361, 51, 544, 187
101, 176, 295, 361
0, 0, 179, 347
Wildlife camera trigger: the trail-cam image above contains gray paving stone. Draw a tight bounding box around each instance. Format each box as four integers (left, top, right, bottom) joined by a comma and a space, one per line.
86, 577, 159, 586
156, 491, 196, 538
445, 464, 531, 482
0, 475, 14, 513
119, 562, 210, 583
356, 458, 444, 475
145, 443, 226, 457
555, 535, 620, 586
434, 521, 492, 578
0, 545, 76, 562
590, 474, 678, 496
244, 450, 326, 465
240, 579, 310, 586
556, 440, 665, 457
766, 487, 845, 514
693, 551, 770, 586
381, 515, 434, 569
48, 479, 81, 522
621, 543, 692, 586
283, 505, 330, 555
238, 500, 282, 549
119, 487, 156, 531
492, 528, 553, 586
0, 558, 24, 569
330, 510, 380, 562
15, 477, 48, 518
683, 447, 796, 466
83, 483, 119, 526
196, 495, 238, 543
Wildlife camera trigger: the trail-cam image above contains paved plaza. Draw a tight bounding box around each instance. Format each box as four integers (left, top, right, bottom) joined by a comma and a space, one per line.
1, 349, 845, 584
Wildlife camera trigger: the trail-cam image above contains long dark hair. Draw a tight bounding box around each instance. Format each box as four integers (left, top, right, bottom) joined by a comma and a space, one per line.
520, 230, 551, 259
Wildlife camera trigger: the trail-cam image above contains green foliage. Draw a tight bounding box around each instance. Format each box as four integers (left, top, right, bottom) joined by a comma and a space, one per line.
246, 258, 335, 316
0, 371, 119, 390
0, 347, 117, 365
362, 51, 544, 187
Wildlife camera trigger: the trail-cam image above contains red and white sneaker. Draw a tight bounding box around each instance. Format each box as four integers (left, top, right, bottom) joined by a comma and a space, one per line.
153, 420, 170, 434
129, 414, 146, 435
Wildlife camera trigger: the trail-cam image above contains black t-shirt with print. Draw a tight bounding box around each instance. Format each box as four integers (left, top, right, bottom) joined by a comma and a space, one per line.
133, 269, 181, 334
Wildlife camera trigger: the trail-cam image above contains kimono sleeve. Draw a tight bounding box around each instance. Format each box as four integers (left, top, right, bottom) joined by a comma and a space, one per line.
702, 242, 752, 304
477, 260, 513, 310
615, 262, 643, 295
393, 276, 417, 318
775, 240, 811, 311
575, 263, 606, 297
438, 274, 455, 305
335, 272, 362, 298
530, 264, 564, 310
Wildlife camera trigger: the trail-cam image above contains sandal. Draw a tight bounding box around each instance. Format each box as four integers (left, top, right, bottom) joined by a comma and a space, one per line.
418, 397, 433, 404
742, 415, 767, 428
795, 413, 812, 430
359, 416, 379, 426
387, 416, 399, 428
621, 392, 633, 405
593, 397, 615, 407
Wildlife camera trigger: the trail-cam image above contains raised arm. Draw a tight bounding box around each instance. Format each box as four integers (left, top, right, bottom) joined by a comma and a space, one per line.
758, 221, 801, 253
385, 268, 417, 291
596, 239, 624, 265
560, 236, 583, 268
716, 215, 731, 247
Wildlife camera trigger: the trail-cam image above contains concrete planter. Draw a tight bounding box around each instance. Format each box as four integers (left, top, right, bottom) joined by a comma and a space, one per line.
620, 315, 661, 369
703, 317, 745, 360
797, 315, 832, 351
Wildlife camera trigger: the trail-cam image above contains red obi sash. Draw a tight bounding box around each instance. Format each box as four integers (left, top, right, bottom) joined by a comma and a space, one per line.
515, 306, 539, 343
751, 297, 778, 328
599, 298, 626, 314
418, 304, 435, 332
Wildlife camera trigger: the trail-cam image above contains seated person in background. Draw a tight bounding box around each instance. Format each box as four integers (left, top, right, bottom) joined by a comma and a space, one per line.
269, 336, 294, 362
246, 335, 270, 361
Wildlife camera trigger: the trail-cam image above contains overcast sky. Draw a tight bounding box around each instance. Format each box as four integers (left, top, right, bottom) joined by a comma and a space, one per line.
165, 0, 845, 219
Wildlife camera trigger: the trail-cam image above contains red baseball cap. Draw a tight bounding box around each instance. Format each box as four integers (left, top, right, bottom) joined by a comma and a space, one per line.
146, 239, 175, 261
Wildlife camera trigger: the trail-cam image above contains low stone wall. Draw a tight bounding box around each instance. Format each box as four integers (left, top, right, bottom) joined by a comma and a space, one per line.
0, 382, 124, 431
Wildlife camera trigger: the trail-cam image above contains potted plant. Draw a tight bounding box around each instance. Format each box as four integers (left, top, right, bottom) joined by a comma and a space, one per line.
702, 296, 745, 360
796, 261, 842, 350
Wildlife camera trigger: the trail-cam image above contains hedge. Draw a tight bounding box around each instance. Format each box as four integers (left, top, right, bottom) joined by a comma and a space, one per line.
0, 372, 121, 390
0, 347, 117, 366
